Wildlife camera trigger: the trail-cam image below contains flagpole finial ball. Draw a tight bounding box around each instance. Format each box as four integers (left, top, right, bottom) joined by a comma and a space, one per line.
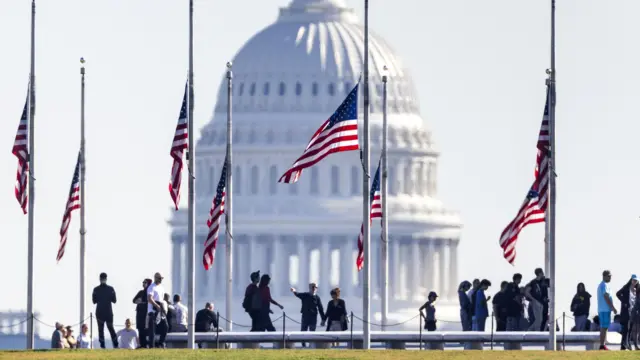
80, 57, 85, 64
226, 62, 233, 69
545, 68, 552, 75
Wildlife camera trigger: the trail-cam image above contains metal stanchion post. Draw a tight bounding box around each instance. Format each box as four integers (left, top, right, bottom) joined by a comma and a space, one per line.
350, 312, 354, 349
90, 312, 93, 349
216, 312, 220, 349
419, 312, 423, 350
490, 312, 494, 350
562, 312, 565, 351
282, 312, 286, 349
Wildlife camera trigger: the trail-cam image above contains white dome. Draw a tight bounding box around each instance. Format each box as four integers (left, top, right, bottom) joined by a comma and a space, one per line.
205, 0, 419, 121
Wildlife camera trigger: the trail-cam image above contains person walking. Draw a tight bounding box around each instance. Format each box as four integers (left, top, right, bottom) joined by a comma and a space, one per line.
256, 274, 284, 332
132, 278, 151, 348
242, 271, 261, 331
92, 272, 118, 348
598, 270, 618, 350
146, 272, 167, 348
290, 283, 325, 347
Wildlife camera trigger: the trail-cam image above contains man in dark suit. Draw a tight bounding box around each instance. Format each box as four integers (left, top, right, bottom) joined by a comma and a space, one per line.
92, 272, 118, 348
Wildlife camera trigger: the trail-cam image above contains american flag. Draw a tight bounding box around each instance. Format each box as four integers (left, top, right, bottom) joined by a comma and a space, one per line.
169, 82, 188, 210
56, 152, 81, 262
356, 158, 382, 271
12, 96, 29, 214
279, 83, 359, 183
203, 159, 228, 270
499, 86, 551, 264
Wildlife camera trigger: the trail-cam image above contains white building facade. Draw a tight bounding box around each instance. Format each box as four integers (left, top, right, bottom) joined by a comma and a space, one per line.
169, 0, 463, 327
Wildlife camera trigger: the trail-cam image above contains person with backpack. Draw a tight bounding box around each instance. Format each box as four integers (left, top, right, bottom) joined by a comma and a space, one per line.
242, 271, 261, 331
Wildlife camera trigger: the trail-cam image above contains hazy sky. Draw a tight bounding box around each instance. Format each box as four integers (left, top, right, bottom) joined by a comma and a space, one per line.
1, 0, 639, 336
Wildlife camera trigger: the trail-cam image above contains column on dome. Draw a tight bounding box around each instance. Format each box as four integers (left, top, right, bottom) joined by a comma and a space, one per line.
438, 240, 447, 299
244, 235, 256, 286
297, 238, 309, 290
390, 238, 401, 299
172, 238, 182, 296
410, 238, 421, 301
319, 236, 331, 293
425, 239, 435, 295
270, 235, 286, 297
339, 236, 352, 298
195, 238, 205, 300
449, 239, 459, 299
217, 233, 229, 301
371, 234, 380, 298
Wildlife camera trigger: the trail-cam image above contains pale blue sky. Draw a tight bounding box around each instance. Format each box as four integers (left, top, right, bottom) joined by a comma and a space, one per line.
1, 0, 639, 334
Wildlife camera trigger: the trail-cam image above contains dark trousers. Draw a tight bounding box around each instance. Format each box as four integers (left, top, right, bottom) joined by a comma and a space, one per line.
249, 311, 260, 331
147, 312, 168, 348
258, 311, 276, 332
300, 314, 317, 347
496, 317, 507, 331
621, 320, 632, 349
96, 316, 118, 348
136, 325, 147, 348
425, 320, 437, 331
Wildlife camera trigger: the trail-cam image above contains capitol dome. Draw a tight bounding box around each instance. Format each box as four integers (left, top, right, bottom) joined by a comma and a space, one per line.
170, 0, 463, 330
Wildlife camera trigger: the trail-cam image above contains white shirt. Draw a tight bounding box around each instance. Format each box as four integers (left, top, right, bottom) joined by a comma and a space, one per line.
146, 283, 165, 313
116, 328, 138, 349
77, 333, 91, 349
631, 289, 637, 314
173, 302, 188, 328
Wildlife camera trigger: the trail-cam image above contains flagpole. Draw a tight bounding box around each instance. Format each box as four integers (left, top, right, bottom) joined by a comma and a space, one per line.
362, 0, 371, 349
225, 61, 233, 333
79, 57, 87, 330
547, 0, 557, 351
26, 0, 36, 350
380, 66, 389, 330
186, 0, 196, 349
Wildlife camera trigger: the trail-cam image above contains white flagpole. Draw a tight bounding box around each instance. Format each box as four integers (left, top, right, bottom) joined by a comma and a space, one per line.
547, 0, 557, 351
186, 0, 196, 349
26, 0, 36, 349
79, 57, 87, 330
380, 66, 389, 330
225, 61, 234, 333
362, 0, 371, 349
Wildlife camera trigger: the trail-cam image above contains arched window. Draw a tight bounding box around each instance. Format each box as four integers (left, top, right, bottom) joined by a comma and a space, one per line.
331, 166, 340, 195
249, 83, 256, 96
312, 82, 319, 96
279, 82, 286, 96
233, 166, 242, 195
269, 165, 278, 194
328, 83, 335, 96
263, 83, 270, 96
250, 166, 259, 195
388, 166, 396, 195
310, 167, 319, 194
238, 83, 244, 96
350, 166, 359, 195
295, 82, 303, 96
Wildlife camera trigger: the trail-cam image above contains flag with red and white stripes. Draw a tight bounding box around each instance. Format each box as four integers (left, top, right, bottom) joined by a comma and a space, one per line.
203, 159, 227, 270
357, 158, 382, 271
56, 152, 81, 262
279, 83, 359, 183
12, 95, 29, 214
169, 82, 188, 210
499, 86, 551, 264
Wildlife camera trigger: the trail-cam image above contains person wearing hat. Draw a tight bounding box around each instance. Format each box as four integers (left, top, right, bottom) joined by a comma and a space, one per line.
65, 326, 77, 349
616, 273, 639, 350
242, 271, 261, 331
92, 272, 118, 348
420, 291, 439, 331
146, 272, 167, 348
290, 283, 325, 347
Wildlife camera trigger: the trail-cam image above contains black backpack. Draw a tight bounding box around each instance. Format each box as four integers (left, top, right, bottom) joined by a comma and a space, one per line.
250, 289, 263, 311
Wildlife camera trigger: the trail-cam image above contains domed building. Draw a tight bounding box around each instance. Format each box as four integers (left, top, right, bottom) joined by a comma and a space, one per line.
169, 0, 462, 329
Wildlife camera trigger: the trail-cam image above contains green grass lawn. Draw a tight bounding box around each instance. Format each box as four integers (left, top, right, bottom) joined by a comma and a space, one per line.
0, 350, 636, 360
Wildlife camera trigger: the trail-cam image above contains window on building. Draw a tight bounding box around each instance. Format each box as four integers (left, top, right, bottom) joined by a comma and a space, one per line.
388, 166, 396, 195
266, 130, 274, 144
417, 162, 425, 195
263, 82, 270, 96
249, 83, 256, 96
312, 82, 319, 96
238, 83, 244, 96
328, 83, 335, 96
295, 82, 303, 96
269, 165, 278, 194
331, 166, 340, 195
350, 166, 359, 195
279, 82, 286, 96
233, 166, 242, 195
250, 166, 259, 194
310, 167, 319, 194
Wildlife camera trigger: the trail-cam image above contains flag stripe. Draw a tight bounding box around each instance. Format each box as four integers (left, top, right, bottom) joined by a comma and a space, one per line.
357, 159, 382, 271
12, 95, 29, 214
57, 152, 81, 262
203, 159, 228, 271
499, 85, 551, 264
169, 81, 189, 210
